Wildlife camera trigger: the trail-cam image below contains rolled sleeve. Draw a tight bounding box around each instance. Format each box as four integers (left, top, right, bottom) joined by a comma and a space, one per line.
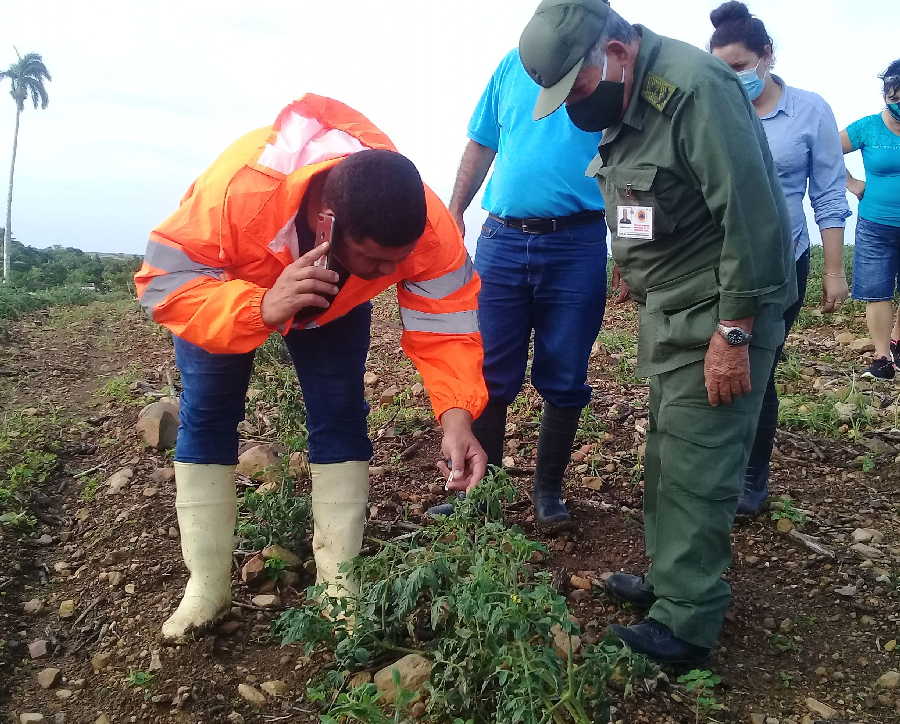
809, 98, 852, 231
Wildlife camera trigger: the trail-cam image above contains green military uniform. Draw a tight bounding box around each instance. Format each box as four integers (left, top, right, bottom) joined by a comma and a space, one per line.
586, 27, 797, 648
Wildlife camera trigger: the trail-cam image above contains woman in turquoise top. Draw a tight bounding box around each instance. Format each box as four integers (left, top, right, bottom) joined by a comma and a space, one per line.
841, 59, 900, 380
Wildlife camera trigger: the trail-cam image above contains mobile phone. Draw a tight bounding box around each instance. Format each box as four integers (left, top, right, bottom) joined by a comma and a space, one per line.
313, 212, 335, 270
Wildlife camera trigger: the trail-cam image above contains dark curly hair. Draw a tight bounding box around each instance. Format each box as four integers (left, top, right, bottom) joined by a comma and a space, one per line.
881, 59, 900, 97
323, 149, 426, 248
708, 1, 773, 57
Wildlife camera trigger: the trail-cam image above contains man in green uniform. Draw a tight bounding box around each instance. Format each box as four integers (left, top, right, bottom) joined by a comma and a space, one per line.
519, 0, 796, 664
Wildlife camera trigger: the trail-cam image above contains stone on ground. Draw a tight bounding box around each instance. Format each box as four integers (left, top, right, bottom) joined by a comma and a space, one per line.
106, 467, 134, 495
261, 680, 289, 697
805, 697, 839, 719
136, 400, 179, 450
236, 444, 279, 480
374, 654, 432, 704
237, 683, 267, 707
37, 668, 61, 689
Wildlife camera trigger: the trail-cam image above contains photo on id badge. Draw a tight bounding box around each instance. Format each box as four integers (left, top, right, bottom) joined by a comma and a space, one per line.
617, 205, 653, 240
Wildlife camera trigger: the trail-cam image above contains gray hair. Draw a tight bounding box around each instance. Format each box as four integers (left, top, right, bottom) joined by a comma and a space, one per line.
586, 9, 637, 66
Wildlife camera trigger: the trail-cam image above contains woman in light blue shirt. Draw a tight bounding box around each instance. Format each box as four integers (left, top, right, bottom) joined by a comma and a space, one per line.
841, 59, 900, 381
709, 1, 851, 515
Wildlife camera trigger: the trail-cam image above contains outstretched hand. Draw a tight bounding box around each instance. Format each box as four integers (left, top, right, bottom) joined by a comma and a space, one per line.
437, 408, 487, 492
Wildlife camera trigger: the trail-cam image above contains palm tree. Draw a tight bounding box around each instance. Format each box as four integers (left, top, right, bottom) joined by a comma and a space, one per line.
0, 51, 51, 282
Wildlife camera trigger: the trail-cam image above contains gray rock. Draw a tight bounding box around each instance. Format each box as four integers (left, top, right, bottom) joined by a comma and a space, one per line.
106, 467, 134, 495
851, 528, 884, 544
19, 715, 45, 724
876, 670, 899, 689
136, 401, 179, 450
28, 639, 48, 659
850, 542, 883, 559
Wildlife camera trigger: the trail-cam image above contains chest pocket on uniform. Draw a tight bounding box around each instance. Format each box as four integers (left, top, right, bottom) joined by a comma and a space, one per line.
594, 165, 678, 240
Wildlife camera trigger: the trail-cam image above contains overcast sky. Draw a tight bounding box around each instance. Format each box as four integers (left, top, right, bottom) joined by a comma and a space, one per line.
0, 0, 895, 255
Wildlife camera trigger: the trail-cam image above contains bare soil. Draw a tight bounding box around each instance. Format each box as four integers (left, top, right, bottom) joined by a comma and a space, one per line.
0, 295, 897, 723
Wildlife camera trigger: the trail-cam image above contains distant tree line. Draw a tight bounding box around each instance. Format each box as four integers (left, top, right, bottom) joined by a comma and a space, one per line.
1, 232, 140, 293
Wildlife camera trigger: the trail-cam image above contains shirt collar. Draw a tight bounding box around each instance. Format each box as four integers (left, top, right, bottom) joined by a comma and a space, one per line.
761, 75, 792, 119
601, 25, 659, 145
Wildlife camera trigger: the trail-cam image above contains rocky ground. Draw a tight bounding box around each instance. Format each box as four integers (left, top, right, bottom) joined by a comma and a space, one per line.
0, 291, 898, 724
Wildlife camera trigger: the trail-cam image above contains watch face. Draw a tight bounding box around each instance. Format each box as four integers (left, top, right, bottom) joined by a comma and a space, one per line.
726, 329, 745, 345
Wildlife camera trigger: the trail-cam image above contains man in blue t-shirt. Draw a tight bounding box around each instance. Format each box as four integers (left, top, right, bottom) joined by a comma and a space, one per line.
432, 48, 607, 530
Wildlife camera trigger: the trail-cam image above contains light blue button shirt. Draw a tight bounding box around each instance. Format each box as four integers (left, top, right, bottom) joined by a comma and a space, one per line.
759, 77, 851, 260
468, 49, 604, 219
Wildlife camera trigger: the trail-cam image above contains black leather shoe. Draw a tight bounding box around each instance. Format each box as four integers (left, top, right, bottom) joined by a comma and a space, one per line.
426, 492, 465, 518
605, 572, 656, 609
608, 619, 710, 666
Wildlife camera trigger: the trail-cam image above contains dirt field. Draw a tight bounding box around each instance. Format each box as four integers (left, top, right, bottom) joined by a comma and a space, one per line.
0, 291, 897, 723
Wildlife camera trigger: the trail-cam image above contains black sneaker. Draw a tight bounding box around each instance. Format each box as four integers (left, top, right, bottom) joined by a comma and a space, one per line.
862, 356, 895, 380
891, 340, 900, 367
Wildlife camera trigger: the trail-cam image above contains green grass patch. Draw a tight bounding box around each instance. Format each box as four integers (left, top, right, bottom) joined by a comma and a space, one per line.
0, 409, 64, 531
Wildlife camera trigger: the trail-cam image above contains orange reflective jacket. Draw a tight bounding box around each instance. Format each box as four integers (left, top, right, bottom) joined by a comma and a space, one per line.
135, 94, 486, 421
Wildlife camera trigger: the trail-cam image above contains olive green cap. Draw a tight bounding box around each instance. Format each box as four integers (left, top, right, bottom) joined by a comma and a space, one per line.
519, 0, 611, 120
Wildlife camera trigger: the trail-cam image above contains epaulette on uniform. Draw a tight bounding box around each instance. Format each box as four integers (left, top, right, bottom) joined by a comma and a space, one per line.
641, 73, 682, 117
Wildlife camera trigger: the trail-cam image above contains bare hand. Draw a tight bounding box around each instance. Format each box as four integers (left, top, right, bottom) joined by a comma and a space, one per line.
611, 264, 631, 303
821, 274, 849, 313
704, 333, 751, 406
437, 408, 487, 492
847, 177, 866, 201
260, 243, 340, 328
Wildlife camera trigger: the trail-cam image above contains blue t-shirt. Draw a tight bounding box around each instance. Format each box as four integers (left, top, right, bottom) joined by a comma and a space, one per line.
468, 49, 604, 218
846, 113, 900, 228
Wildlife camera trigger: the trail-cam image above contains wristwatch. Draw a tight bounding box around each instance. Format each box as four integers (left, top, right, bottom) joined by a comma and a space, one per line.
716, 324, 753, 346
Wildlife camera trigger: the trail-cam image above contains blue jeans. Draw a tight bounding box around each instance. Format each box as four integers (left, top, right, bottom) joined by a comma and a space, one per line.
740, 249, 810, 513
852, 217, 900, 301
475, 216, 607, 408
174, 302, 373, 466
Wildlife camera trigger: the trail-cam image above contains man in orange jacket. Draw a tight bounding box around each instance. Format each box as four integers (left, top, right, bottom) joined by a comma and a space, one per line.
135, 95, 488, 639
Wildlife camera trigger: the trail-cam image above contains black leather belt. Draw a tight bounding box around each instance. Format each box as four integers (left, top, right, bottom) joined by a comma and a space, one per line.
488, 210, 605, 235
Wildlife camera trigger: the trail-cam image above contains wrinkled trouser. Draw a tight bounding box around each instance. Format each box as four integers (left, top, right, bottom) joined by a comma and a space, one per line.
643, 342, 775, 648
174, 302, 373, 465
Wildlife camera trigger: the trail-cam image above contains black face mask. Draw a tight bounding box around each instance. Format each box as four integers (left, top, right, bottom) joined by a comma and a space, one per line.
565, 55, 625, 132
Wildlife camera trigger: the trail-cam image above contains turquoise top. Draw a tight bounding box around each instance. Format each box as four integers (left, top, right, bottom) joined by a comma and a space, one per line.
468, 49, 604, 218
846, 113, 900, 227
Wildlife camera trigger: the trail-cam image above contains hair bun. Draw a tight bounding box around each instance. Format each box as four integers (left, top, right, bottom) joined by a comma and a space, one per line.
710, 1, 751, 29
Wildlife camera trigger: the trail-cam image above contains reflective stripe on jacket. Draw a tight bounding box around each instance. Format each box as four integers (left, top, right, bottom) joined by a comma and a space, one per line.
135, 94, 486, 421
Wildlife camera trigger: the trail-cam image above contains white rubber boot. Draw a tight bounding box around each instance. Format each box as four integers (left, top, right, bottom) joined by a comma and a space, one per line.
311, 461, 369, 605
161, 462, 237, 640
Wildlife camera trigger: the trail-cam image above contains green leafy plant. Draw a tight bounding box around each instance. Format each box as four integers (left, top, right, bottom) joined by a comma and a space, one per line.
80, 474, 102, 501
236, 474, 311, 552
125, 670, 155, 688
677, 669, 724, 721
768, 634, 797, 653
264, 556, 288, 580
769, 496, 807, 526
274, 469, 659, 723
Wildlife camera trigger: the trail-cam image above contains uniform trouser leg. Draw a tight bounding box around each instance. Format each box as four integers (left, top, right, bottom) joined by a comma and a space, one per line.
644, 344, 775, 648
